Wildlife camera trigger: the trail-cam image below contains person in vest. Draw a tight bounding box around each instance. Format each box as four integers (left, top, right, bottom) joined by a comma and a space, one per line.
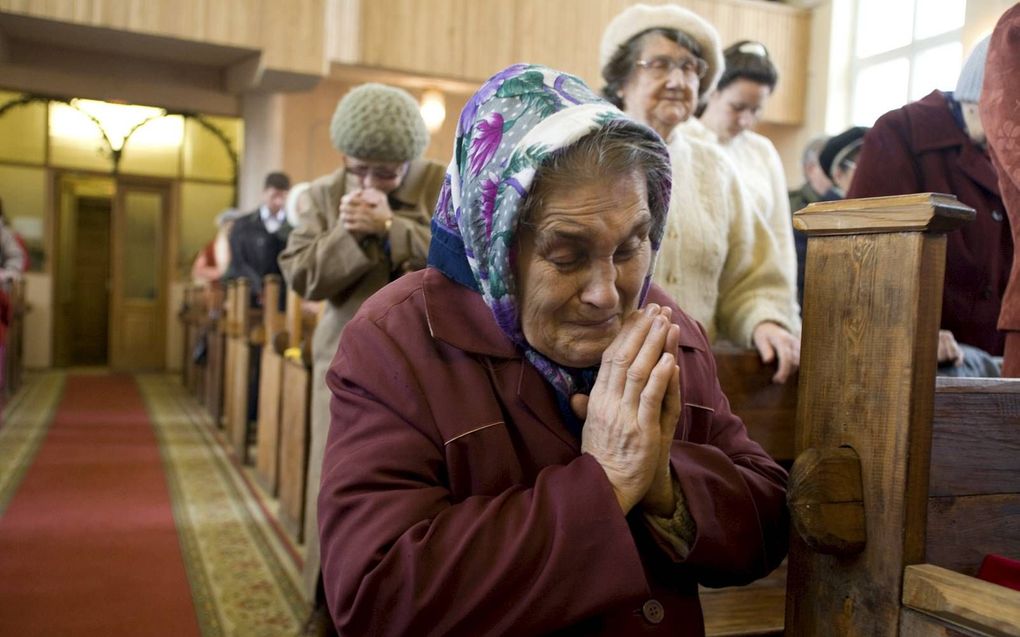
224, 171, 292, 310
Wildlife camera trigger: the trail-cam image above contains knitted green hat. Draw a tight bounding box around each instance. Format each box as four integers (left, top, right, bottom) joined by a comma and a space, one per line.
329, 83, 429, 162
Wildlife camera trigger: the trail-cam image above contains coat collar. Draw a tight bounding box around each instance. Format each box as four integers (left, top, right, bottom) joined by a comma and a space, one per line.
908, 91, 969, 152
904, 91, 1001, 197
423, 267, 518, 359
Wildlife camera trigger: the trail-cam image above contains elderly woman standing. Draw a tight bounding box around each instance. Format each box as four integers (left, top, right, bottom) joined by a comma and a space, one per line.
318, 64, 787, 635
684, 40, 797, 298
277, 83, 445, 628
600, 4, 800, 382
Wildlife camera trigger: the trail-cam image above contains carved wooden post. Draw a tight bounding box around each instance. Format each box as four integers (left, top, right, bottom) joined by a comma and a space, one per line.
255, 275, 286, 494
785, 194, 974, 636
229, 277, 251, 462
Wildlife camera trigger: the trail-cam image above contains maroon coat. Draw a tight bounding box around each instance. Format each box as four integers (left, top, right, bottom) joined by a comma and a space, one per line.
318, 267, 788, 636
981, 5, 1020, 373
848, 90, 1012, 355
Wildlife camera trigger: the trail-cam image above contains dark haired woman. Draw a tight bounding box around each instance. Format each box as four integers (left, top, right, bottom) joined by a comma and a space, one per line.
683, 40, 797, 320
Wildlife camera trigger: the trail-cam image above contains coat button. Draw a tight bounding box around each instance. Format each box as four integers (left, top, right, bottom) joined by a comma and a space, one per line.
992, 210, 1004, 222
642, 599, 664, 624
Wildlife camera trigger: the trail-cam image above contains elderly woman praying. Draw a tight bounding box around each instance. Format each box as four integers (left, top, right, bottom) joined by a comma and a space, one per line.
601, 4, 801, 382
317, 64, 788, 636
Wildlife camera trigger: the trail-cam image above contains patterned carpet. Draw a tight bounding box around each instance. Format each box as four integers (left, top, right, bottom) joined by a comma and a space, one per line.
0, 372, 306, 637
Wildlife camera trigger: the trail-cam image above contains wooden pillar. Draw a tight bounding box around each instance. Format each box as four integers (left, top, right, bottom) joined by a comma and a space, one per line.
228, 278, 252, 461
785, 194, 974, 636
255, 275, 286, 493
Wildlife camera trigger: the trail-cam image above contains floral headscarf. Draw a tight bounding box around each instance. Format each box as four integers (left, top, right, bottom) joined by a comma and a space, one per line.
428, 64, 672, 397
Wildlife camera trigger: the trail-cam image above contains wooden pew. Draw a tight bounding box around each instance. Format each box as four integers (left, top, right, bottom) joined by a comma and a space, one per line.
225, 278, 262, 462
784, 193, 1020, 636
713, 345, 798, 464
180, 284, 208, 399
204, 283, 227, 428
254, 275, 287, 495
277, 289, 317, 542
700, 347, 796, 636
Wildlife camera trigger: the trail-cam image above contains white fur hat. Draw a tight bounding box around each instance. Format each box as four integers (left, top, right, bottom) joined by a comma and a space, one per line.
600, 3, 724, 96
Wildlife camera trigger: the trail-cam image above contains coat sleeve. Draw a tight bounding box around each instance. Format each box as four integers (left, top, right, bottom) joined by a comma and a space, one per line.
846, 112, 920, 199
642, 293, 789, 587
277, 186, 378, 301
318, 316, 651, 636
714, 157, 802, 343
670, 341, 789, 586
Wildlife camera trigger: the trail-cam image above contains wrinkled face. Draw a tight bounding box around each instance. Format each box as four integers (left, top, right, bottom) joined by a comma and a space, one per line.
345, 157, 409, 194
262, 187, 288, 215
700, 78, 771, 142
618, 34, 700, 139
515, 172, 653, 368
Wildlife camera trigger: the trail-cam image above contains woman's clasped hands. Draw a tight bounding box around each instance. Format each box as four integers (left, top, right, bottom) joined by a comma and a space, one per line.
574, 303, 682, 517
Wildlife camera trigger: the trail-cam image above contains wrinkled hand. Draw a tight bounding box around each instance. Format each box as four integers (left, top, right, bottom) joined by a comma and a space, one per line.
752, 321, 800, 384
338, 188, 394, 240
577, 304, 681, 515
937, 329, 965, 367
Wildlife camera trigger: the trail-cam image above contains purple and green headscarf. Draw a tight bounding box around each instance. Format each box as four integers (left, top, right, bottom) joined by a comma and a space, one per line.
428, 64, 672, 397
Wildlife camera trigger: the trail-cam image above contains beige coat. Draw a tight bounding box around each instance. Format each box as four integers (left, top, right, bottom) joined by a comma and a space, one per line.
277, 160, 446, 599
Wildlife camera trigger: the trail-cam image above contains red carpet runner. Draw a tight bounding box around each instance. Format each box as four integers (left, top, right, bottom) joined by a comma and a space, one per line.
0, 374, 201, 637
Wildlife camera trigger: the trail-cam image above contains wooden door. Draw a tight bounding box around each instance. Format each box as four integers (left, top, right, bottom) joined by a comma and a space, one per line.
110, 182, 169, 370
70, 197, 112, 365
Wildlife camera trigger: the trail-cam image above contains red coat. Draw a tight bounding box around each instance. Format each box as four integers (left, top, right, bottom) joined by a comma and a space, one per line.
981, 5, 1020, 372
318, 267, 788, 636
848, 90, 1012, 355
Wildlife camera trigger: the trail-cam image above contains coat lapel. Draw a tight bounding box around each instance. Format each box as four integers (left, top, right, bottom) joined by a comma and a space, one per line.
423, 268, 580, 454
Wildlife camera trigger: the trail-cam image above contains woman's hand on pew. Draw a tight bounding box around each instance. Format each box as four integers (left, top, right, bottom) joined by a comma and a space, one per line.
752, 321, 801, 384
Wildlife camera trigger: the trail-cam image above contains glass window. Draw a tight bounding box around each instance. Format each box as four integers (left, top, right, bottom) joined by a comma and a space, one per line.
849, 0, 968, 126
914, 0, 966, 40
179, 181, 234, 274
0, 92, 46, 165
119, 115, 184, 178
910, 42, 964, 101
0, 164, 47, 271
48, 102, 115, 172
855, 0, 914, 58
852, 58, 910, 126
182, 117, 242, 183
123, 191, 162, 300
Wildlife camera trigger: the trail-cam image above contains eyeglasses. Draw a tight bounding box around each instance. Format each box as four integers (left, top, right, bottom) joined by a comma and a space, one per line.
346, 163, 405, 181
635, 55, 708, 79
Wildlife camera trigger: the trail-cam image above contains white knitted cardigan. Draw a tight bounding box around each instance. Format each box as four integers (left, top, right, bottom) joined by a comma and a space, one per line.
652, 132, 801, 346
680, 118, 799, 299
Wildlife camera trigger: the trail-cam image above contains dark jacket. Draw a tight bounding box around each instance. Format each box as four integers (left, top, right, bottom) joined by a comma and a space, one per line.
848, 90, 1012, 355
223, 209, 291, 308
318, 267, 789, 636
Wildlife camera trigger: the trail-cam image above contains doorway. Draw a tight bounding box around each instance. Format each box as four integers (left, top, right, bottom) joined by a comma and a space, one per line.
54, 174, 170, 370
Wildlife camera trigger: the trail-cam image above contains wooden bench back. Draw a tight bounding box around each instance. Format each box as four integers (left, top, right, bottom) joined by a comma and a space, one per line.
713, 346, 797, 463
928, 377, 1020, 577
783, 194, 1020, 636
